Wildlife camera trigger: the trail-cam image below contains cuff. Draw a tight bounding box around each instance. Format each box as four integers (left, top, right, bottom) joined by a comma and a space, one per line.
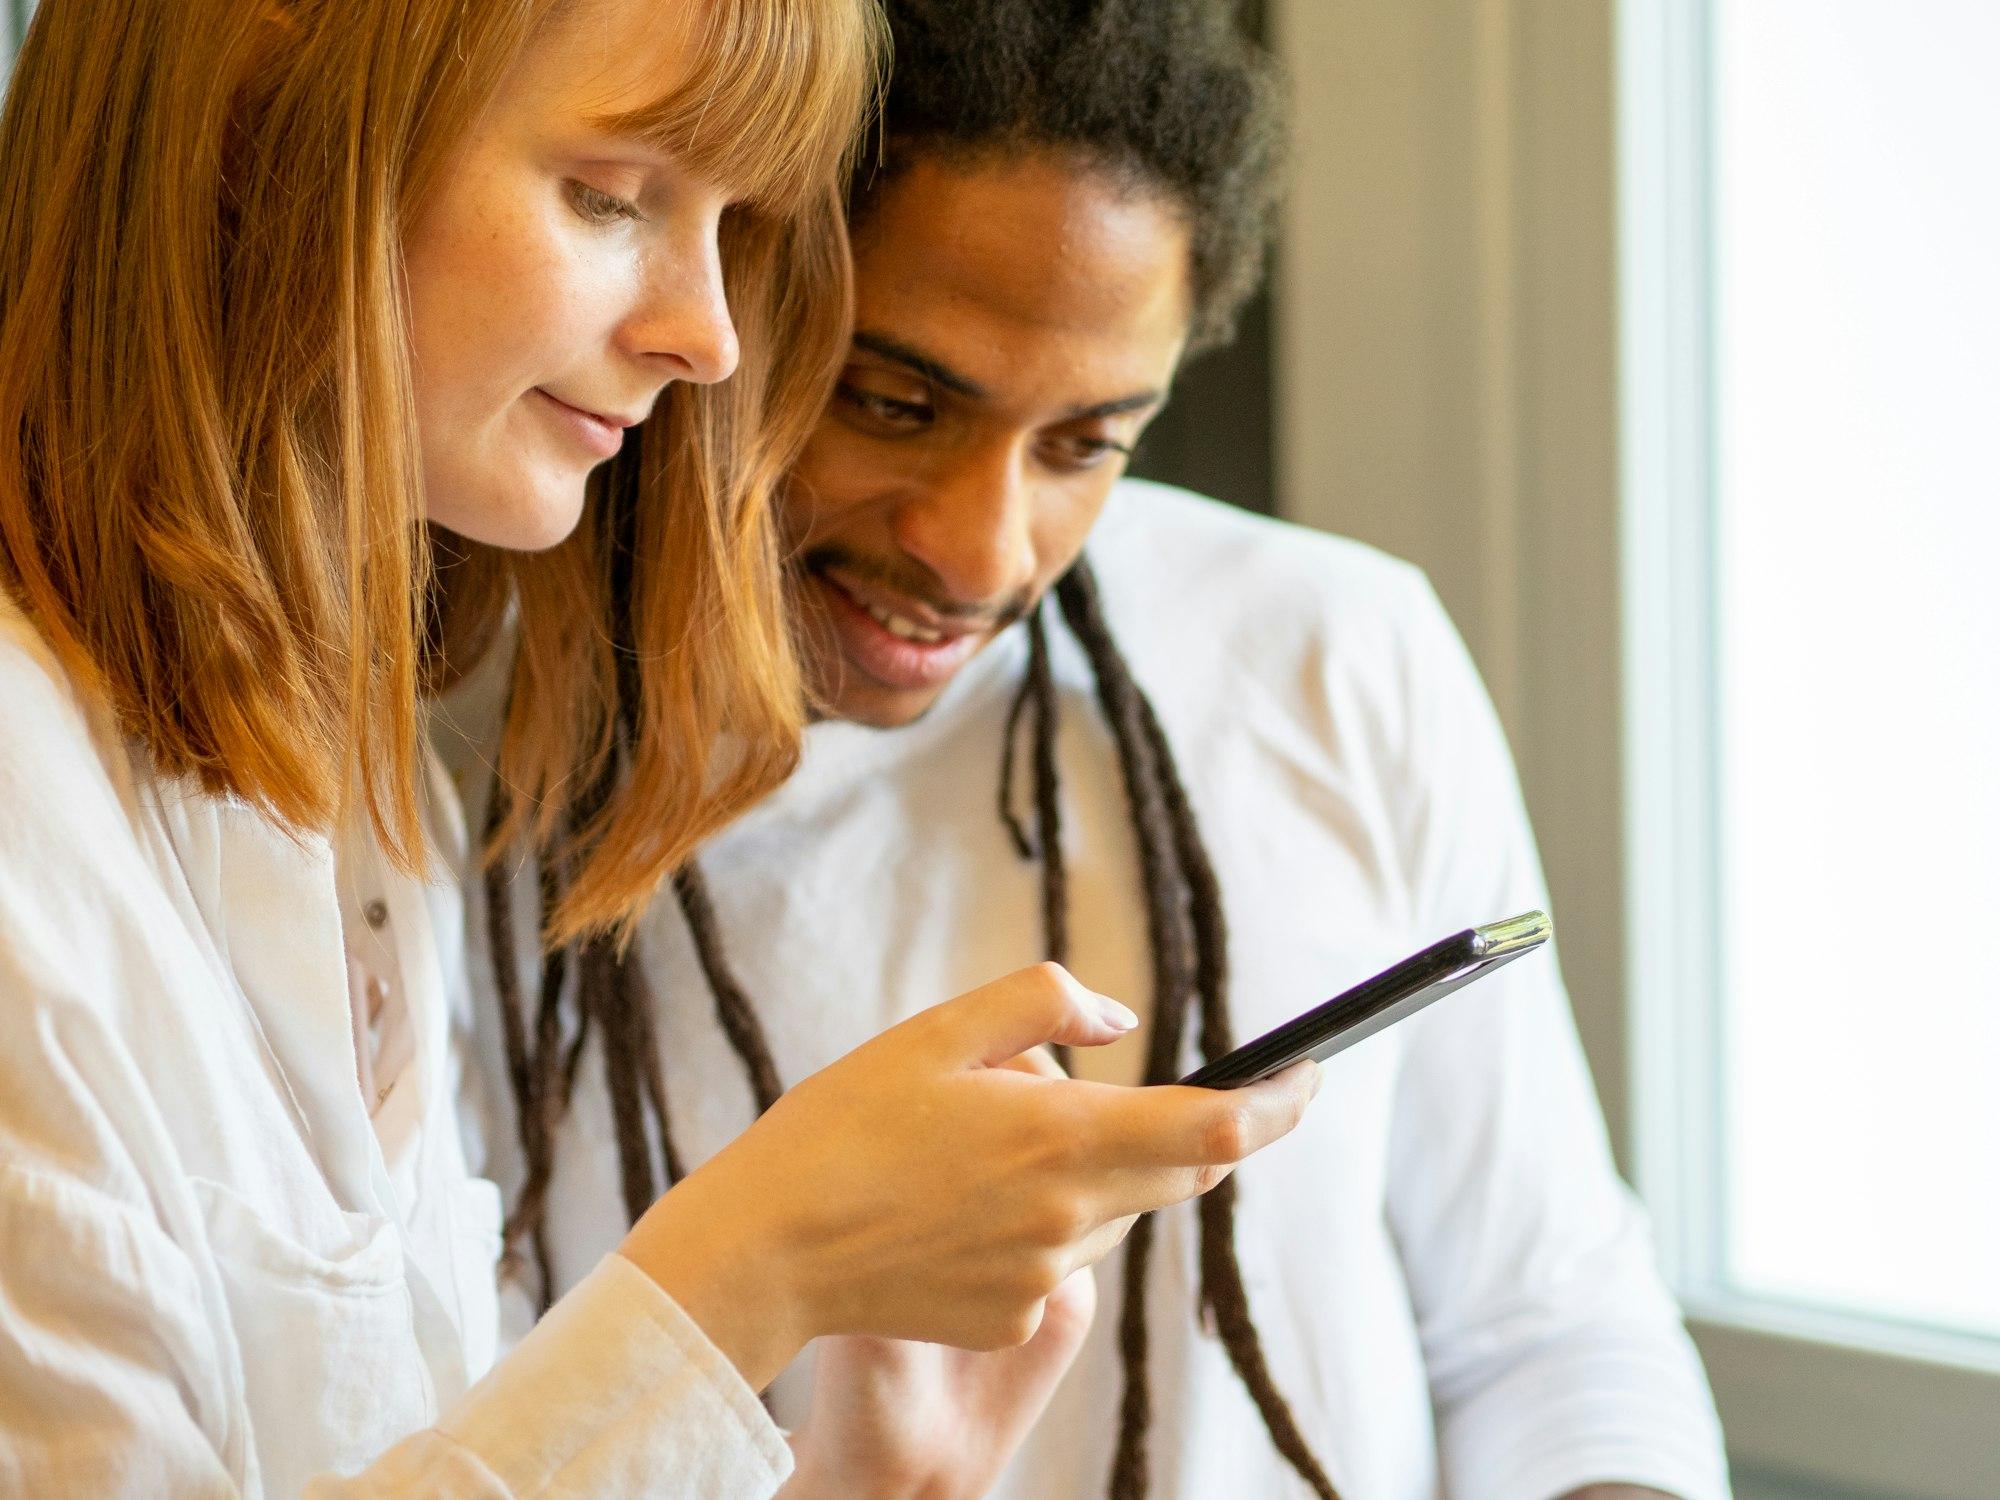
439, 1253, 793, 1499
1441, 1358, 1732, 1500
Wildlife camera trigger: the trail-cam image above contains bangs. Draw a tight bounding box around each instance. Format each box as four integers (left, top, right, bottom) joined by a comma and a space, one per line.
597, 0, 886, 215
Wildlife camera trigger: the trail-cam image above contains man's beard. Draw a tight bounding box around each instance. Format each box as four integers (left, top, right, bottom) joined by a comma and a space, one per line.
789, 542, 1041, 726
791, 542, 1037, 636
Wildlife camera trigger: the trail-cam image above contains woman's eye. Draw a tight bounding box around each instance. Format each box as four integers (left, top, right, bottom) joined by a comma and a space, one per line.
565, 179, 644, 226
838, 385, 931, 432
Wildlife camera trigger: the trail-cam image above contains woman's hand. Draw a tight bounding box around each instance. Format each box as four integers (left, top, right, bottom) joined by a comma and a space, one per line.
778, 1267, 1096, 1500
620, 963, 1320, 1389
777, 1045, 1098, 1500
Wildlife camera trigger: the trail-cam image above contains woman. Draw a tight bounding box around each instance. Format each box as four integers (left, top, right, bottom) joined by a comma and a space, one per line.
0, 0, 1318, 1494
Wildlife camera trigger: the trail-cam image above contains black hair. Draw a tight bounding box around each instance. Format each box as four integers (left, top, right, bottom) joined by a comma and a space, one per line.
853, 0, 1285, 353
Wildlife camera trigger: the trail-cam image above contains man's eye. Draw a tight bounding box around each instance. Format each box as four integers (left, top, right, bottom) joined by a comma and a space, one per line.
565, 179, 644, 225
838, 385, 931, 431
1048, 435, 1132, 470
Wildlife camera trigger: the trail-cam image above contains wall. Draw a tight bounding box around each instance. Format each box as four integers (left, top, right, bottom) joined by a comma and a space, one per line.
1272, 0, 1629, 1169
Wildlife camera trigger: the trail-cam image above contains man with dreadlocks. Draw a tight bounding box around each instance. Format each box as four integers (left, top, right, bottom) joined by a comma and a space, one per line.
457, 0, 1732, 1497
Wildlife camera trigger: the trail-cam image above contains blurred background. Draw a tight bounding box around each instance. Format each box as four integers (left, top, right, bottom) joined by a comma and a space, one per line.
9, 2, 1993, 1496
1150, 4, 1998, 1497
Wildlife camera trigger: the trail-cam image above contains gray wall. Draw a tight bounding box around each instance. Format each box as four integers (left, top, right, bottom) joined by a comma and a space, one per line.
1738, 1470, 1899, 1500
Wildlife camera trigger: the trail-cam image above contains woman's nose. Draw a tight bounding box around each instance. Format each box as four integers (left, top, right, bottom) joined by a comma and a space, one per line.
624, 229, 739, 387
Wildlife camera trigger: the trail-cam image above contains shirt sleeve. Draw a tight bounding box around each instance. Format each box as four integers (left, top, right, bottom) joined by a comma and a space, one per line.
0, 938, 790, 1500
297, 1258, 791, 1499
1375, 574, 1731, 1500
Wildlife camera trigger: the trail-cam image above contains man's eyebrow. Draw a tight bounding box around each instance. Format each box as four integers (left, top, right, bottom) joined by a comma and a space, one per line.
1060, 391, 1164, 422
853, 332, 1164, 422
852, 332, 988, 400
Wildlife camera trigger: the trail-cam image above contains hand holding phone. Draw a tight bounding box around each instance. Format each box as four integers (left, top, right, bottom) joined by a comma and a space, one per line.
1180, 911, 1552, 1088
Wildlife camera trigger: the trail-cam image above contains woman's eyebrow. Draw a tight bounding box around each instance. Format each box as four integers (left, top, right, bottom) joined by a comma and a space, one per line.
574, 119, 676, 159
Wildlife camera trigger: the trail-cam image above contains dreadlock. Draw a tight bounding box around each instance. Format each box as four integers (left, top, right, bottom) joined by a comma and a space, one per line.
1047, 564, 1336, 1499
480, 0, 1323, 1488
484, 560, 1337, 1498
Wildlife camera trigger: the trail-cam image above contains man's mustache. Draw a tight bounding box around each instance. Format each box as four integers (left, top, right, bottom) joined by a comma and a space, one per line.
795, 544, 1036, 634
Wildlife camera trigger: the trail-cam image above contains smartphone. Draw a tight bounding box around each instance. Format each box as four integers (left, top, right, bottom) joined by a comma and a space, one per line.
1179, 910, 1552, 1088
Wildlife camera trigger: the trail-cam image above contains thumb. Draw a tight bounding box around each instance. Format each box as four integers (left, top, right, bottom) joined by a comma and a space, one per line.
921, 963, 1139, 1069
971, 1269, 1096, 1424
1034, 1265, 1098, 1352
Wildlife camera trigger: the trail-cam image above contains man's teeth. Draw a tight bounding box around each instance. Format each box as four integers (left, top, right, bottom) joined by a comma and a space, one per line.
862, 598, 946, 644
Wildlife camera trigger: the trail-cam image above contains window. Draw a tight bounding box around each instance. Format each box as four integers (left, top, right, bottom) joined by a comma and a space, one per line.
1623, 0, 2000, 1493
1710, 0, 2000, 1344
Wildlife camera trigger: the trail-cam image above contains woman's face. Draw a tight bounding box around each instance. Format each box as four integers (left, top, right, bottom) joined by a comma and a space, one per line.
404, 0, 739, 551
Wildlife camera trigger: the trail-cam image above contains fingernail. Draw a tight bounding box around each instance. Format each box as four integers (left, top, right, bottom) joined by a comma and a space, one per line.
1094, 993, 1140, 1032
1308, 1062, 1325, 1099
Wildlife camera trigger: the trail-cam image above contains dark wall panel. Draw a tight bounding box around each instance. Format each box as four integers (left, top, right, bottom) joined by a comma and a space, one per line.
1126, 0, 1278, 516
1130, 285, 1276, 516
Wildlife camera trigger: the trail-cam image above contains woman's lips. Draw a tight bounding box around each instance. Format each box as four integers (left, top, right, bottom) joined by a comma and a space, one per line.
533, 388, 624, 461
813, 570, 988, 693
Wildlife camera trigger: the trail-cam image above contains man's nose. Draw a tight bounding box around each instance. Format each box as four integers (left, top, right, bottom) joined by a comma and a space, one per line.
622, 234, 740, 387
891, 443, 1039, 607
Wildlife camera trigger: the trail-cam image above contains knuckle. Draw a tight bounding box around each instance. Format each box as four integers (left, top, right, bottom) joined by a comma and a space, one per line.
1020, 1203, 1064, 1249
1001, 1303, 1044, 1348
1029, 1196, 1091, 1250
1202, 1105, 1254, 1164
975, 1278, 1053, 1350
1004, 1254, 1064, 1306
1033, 1252, 1069, 1298
963, 1318, 1013, 1353
1022, 961, 1072, 1013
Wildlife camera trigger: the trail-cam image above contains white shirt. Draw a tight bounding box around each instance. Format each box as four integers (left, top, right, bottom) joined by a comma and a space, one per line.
468, 480, 1732, 1500
0, 591, 791, 1497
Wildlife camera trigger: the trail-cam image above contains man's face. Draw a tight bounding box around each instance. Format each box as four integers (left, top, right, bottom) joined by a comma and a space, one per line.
782, 152, 1194, 727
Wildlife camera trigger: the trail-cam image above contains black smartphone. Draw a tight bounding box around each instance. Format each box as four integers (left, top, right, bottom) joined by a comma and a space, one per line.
1179, 911, 1552, 1088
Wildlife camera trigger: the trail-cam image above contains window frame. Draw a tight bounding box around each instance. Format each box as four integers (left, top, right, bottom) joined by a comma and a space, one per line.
1618, 1, 2000, 1494
4, 1, 27, 66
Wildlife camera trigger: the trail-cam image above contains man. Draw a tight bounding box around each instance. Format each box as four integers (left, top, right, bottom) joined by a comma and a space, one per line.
457, 1, 1732, 1495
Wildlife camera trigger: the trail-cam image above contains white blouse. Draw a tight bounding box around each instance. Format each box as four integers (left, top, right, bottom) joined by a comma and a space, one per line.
0, 591, 790, 1497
